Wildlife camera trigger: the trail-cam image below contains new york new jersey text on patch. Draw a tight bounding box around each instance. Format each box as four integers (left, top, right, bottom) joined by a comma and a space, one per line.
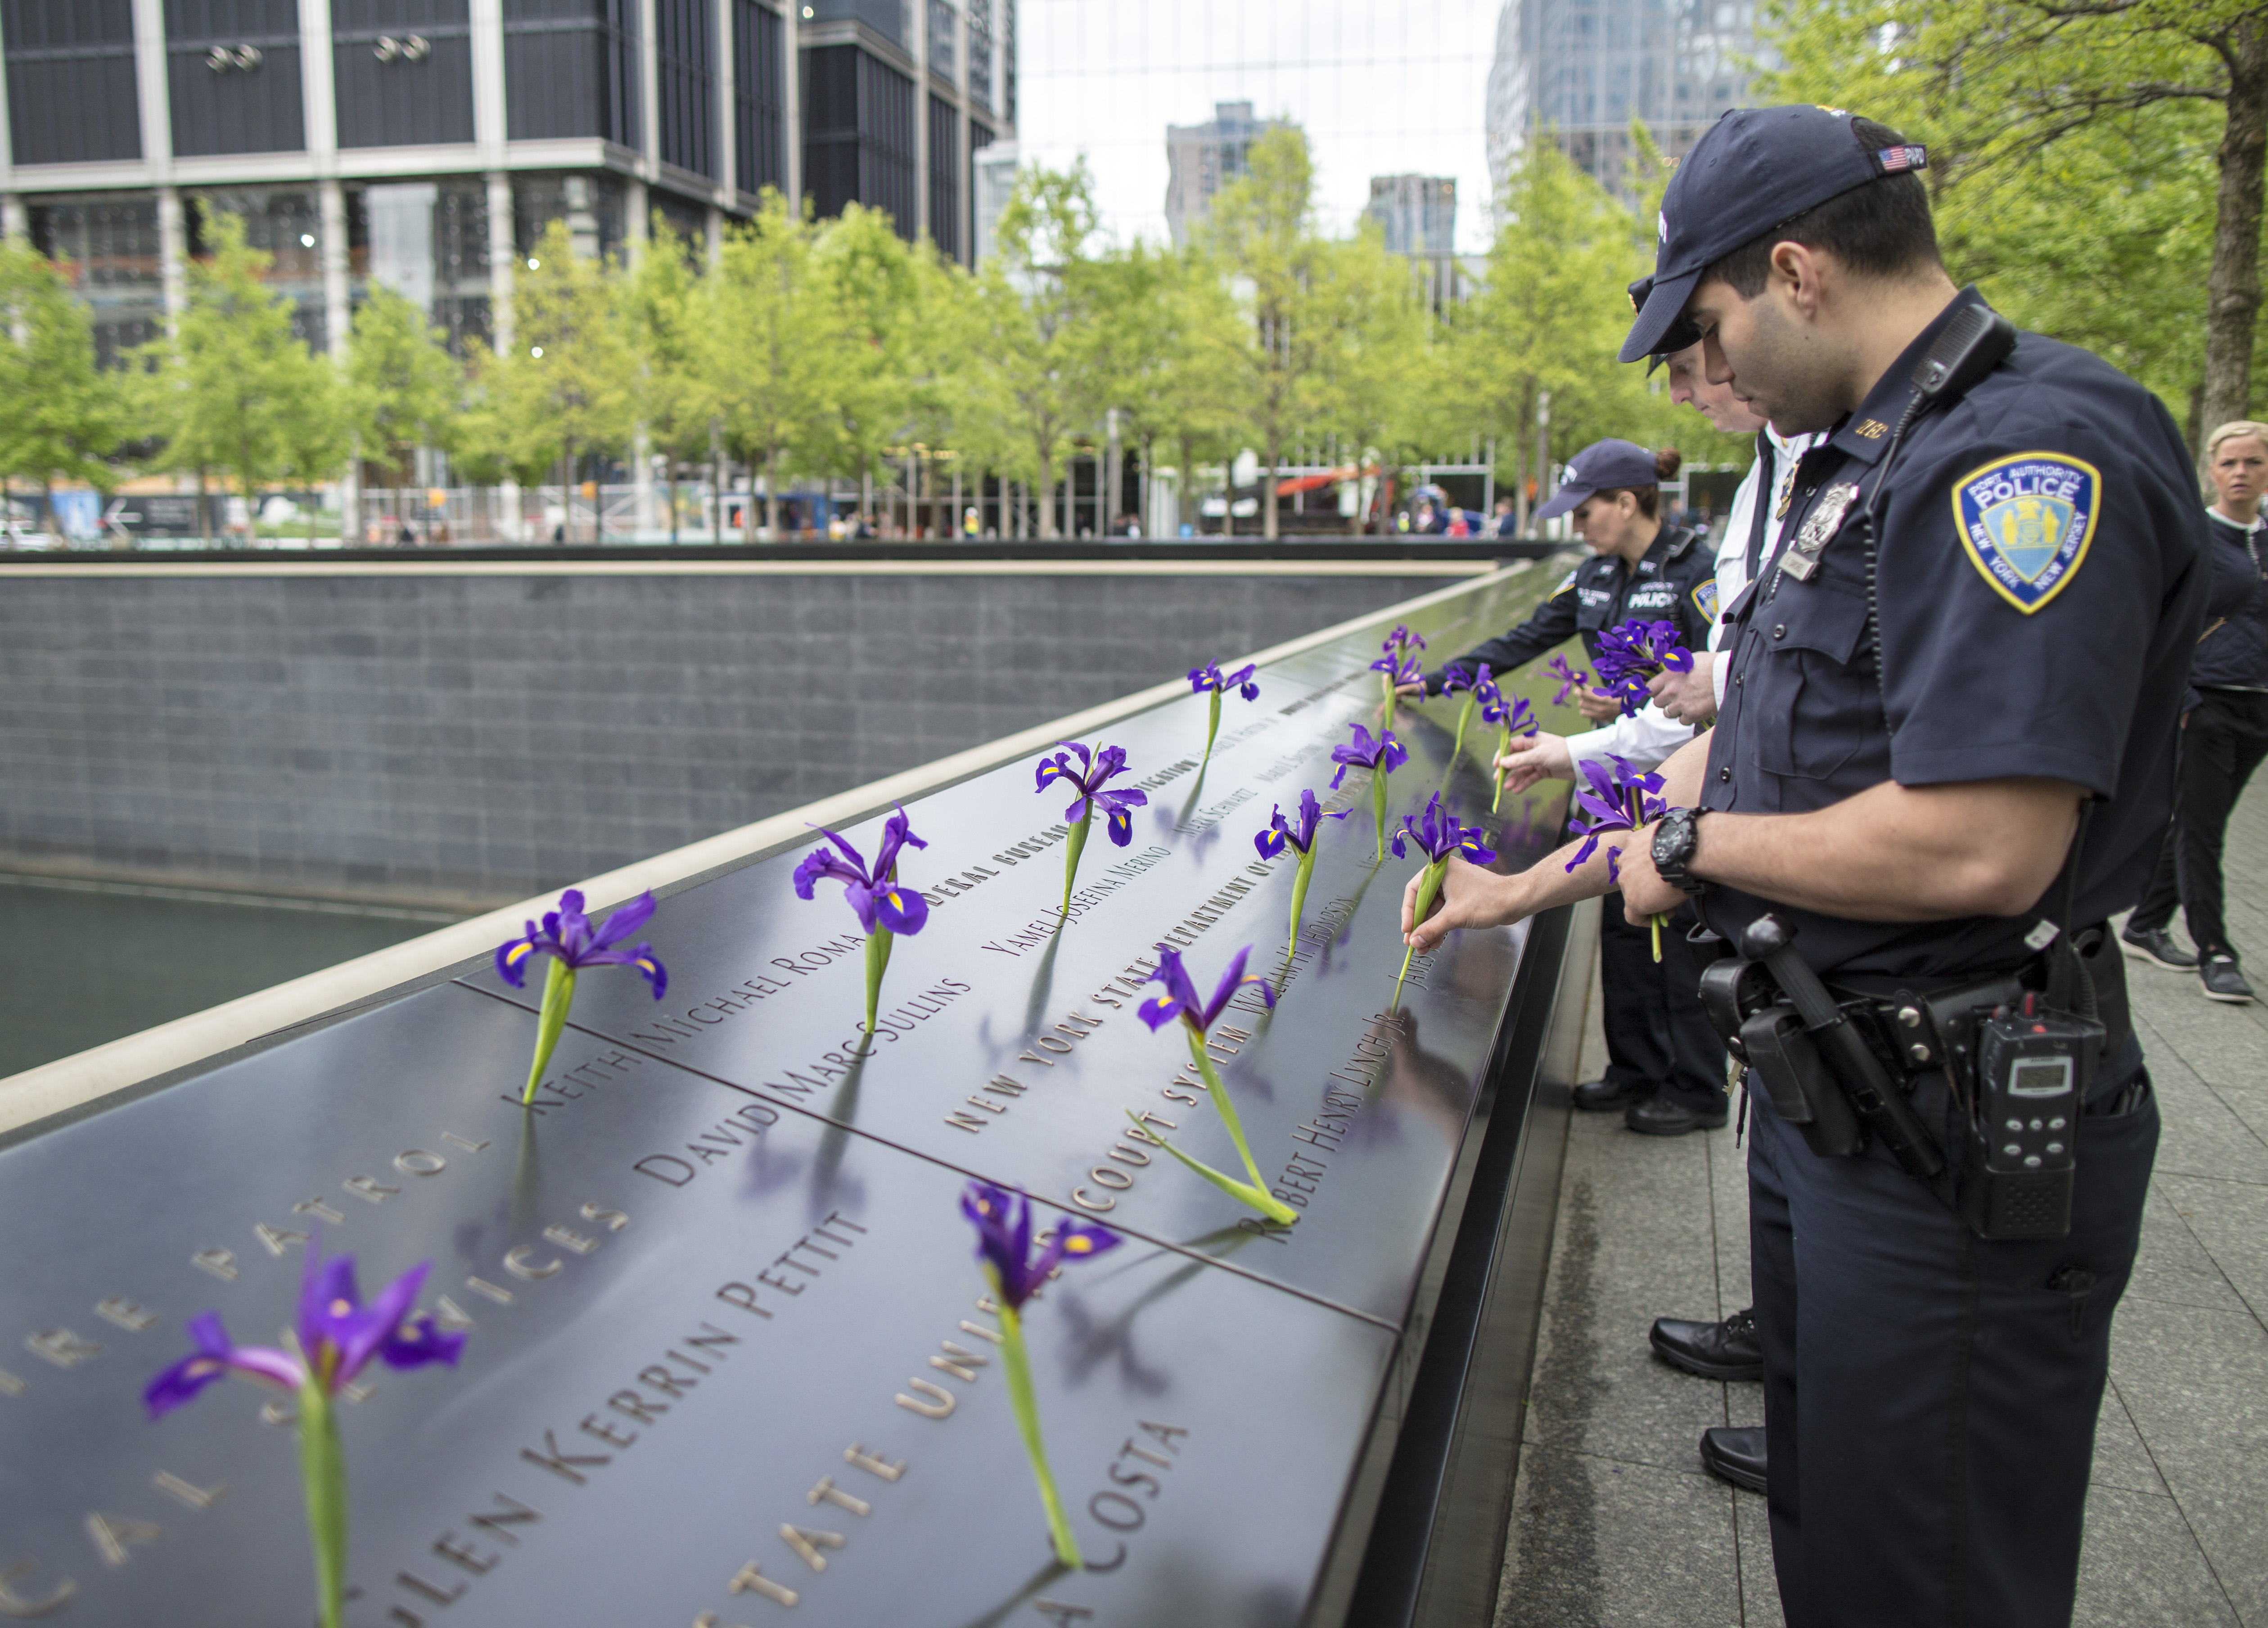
1951, 452, 2100, 614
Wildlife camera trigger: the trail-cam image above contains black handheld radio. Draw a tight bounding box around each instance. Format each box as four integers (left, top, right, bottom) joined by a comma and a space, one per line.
1961, 993, 2097, 1239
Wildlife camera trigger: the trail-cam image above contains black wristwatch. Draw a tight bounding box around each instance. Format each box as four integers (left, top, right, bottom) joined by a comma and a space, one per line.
1651, 807, 1711, 895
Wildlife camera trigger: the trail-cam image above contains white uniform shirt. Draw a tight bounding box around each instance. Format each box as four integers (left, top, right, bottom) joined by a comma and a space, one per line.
1564, 424, 1823, 773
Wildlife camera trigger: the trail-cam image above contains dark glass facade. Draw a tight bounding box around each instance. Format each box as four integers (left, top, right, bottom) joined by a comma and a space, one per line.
164, 0, 307, 157
927, 91, 958, 262
347, 177, 492, 357
732, 0, 785, 197
503, 0, 641, 146
512, 171, 629, 262
803, 43, 915, 241
331, 0, 477, 149
185, 186, 327, 347
655, 0, 717, 179
4, 0, 142, 164
27, 195, 163, 367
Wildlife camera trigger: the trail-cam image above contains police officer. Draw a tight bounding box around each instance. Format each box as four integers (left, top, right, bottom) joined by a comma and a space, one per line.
1402, 104, 2204, 1627
1413, 440, 1729, 1134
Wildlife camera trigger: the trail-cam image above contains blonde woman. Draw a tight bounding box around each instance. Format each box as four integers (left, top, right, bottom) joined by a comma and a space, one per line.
2122, 420, 2268, 1002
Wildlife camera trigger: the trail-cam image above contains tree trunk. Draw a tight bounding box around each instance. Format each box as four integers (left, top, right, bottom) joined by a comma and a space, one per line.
197, 466, 212, 547
710, 418, 724, 544
2203, 14, 2268, 444
766, 447, 782, 540
1263, 426, 1281, 541
1037, 444, 1057, 538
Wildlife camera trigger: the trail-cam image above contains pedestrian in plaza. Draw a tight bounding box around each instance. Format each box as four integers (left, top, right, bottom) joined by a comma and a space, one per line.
1409, 436, 1727, 1135
2120, 419, 2268, 1004
1402, 105, 2203, 1628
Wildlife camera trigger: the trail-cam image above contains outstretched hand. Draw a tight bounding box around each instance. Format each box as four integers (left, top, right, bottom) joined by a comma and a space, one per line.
1402, 854, 1522, 955
1497, 732, 1573, 795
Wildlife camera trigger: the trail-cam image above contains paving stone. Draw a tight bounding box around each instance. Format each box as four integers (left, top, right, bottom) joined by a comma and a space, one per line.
1497, 1446, 1743, 1628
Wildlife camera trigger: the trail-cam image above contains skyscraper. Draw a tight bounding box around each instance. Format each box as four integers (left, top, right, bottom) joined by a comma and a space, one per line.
1485, 0, 1762, 205
1162, 100, 1283, 247
1365, 175, 1456, 257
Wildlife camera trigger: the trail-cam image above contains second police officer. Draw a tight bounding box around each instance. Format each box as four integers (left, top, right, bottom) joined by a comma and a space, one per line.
1407, 439, 1728, 1135
1402, 104, 2205, 1626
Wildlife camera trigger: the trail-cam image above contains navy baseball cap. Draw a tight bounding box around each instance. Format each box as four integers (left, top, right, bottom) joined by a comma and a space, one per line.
1536, 439, 1662, 521
1620, 105, 1929, 364
1629, 275, 1701, 373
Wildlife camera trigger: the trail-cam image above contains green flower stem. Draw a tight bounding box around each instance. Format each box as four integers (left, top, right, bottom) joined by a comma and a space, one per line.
1185, 1029, 1296, 1223
993, 1291, 1082, 1569
1285, 848, 1316, 958
1371, 765, 1391, 865
1448, 692, 1478, 773
1200, 689, 1222, 767
863, 926, 894, 1034
1060, 809, 1092, 914
520, 959, 576, 1106
1491, 726, 1511, 813
1396, 859, 1447, 1004
1650, 911, 1664, 964
298, 1379, 347, 1628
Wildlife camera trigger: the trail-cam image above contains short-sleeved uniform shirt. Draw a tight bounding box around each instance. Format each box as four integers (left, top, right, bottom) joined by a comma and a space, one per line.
1431, 524, 1717, 691
1700, 287, 2208, 980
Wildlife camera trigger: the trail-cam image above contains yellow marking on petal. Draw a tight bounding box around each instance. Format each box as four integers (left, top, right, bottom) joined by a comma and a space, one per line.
330, 1298, 352, 1316
504, 943, 534, 964
1064, 1236, 1092, 1254
185, 1358, 222, 1379
886, 891, 903, 909
636, 958, 657, 973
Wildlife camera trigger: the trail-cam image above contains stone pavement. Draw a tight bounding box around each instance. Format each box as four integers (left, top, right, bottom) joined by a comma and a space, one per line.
1492, 782, 2268, 1627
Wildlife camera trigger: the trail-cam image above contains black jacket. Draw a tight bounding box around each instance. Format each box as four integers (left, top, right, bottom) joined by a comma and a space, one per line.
2188, 510, 2268, 706
1427, 525, 1717, 692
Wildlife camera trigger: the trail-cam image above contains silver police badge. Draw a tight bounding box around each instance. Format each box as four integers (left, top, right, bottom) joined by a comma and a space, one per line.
1778, 481, 1862, 582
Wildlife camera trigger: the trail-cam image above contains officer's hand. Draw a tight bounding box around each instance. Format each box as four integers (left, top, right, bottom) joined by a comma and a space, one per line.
1574, 687, 1620, 723
1395, 682, 1428, 700
1648, 653, 1718, 725
1617, 824, 1683, 921
1402, 854, 1516, 953
1497, 732, 1573, 793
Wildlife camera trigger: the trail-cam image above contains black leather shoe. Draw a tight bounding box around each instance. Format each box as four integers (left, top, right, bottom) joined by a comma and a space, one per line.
1700, 1425, 1767, 1493
2121, 926, 2197, 971
1624, 1094, 1728, 1135
1573, 1077, 1650, 1112
1650, 1307, 1761, 1380
2200, 954, 2254, 1004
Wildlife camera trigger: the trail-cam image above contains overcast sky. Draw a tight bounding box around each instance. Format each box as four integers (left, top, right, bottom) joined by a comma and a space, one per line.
1017, 0, 1504, 255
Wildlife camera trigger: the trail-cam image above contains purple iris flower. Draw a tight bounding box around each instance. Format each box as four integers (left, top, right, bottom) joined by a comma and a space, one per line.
793, 805, 929, 936
1564, 755, 1668, 882
1547, 653, 1595, 707
495, 889, 667, 1000
1328, 723, 1409, 788
146, 1243, 463, 1417
1383, 624, 1427, 655
1441, 665, 1479, 695
1254, 787, 1350, 859
1136, 941, 1278, 1036
960, 1181, 1119, 1311
1591, 618, 1694, 717
1189, 660, 1260, 702
1035, 741, 1149, 846
1370, 650, 1426, 688
1485, 686, 1539, 737
1392, 793, 1498, 866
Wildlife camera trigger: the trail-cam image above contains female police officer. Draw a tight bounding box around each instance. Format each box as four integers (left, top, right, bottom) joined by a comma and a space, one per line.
1410, 440, 1728, 1135
1403, 105, 2202, 1628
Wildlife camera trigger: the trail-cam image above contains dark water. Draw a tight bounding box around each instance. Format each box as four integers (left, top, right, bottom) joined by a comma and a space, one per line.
0, 874, 456, 1079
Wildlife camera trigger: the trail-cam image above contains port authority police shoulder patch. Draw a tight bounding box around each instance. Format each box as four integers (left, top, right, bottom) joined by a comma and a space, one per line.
1692, 579, 1719, 621
1951, 452, 2100, 614
1551, 570, 1578, 597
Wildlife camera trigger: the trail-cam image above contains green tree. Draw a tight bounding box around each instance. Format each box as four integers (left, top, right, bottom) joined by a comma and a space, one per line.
275, 352, 353, 545
624, 222, 724, 541
151, 214, 331, 544
959, 163, 1110, 538
813, 203, 922, 521
712, 191, 839, 539
345, 283, 461, 543
1765, 0, 2268, 441
472, 221, 633, 543
0, 242, 130, 540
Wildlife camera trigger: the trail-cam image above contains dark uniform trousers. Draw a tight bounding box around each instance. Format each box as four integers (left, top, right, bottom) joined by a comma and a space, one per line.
2129, 687, 2268, 956
1747, 1036, 2159, 1628
1597, 901, 1725, 1110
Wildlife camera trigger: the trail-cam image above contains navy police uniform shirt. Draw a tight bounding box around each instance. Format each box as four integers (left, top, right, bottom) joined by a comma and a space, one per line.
1700, 286, 2208, 980
1430, 524, 1717, 692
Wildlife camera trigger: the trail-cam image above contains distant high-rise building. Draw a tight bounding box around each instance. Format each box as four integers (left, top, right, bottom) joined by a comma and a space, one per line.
1163, 101, 1285, 246
1366, 175, 1456, 257
1485, 0, 1763, 206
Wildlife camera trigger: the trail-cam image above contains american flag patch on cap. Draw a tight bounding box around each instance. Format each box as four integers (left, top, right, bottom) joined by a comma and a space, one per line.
1871, 145, 1927, 174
